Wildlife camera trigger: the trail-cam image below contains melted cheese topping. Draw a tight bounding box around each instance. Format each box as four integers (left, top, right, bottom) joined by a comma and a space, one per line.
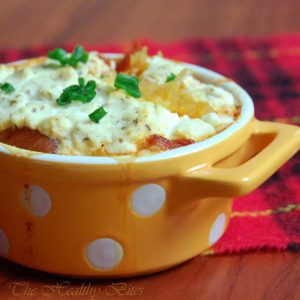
0, 52, 239, 156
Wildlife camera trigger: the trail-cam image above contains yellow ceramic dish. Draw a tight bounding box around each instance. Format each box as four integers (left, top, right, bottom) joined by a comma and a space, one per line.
0, 56, 299, 278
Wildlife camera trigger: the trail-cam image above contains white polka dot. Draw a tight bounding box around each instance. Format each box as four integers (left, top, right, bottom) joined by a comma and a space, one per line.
209, 213, 226, 245
20, 184, 52, 217
131, 184, 166, 216
86, 238, 123, 270
0, 228, 9, 256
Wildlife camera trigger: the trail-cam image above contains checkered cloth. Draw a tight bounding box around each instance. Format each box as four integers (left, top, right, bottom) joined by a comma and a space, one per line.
0, 35, 299, 254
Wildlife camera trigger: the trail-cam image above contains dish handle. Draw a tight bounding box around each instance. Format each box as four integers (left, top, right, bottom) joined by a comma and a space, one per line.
183, 120, 300, 197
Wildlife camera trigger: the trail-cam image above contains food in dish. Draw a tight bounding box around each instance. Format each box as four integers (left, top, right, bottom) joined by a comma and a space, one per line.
0, 45, 240, 156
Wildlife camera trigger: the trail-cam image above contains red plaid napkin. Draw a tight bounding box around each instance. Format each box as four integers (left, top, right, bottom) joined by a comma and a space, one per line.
0, 35, 299, 254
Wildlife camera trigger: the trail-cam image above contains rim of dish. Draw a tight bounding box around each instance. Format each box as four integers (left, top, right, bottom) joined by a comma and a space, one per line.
0, 53, 254, 164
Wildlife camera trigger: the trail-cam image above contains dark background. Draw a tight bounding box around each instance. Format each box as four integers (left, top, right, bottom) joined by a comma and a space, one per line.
0, 0, 299, 48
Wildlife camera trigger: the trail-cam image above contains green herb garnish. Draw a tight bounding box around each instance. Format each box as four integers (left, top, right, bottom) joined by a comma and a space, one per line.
166, 73, 176, 83
114, 74, 142, 98
48, 45, 89, 68
68, 45, 89, 67
0, 82, 15, 94
89, 106, 107, 123
56, 77, 96, 106
48, 48, 67, 65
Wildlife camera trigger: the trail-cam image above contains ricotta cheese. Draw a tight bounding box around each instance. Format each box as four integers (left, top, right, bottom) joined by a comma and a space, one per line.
0, 50, 239, 156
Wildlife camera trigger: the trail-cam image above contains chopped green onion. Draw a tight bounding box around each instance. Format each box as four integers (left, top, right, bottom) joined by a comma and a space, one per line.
0, 82, 15, 94
78, 77, 85, 88
166, 73, 176, 83
114, 73, 142, 98
48, 48, 68, 65
48, 45, 89, 68
56, 77, 96, 106
89, 106, 107, 123
68, 45, 89, 67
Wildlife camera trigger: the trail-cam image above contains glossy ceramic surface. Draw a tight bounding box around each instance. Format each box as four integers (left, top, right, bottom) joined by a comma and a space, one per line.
0, 58, 299, 277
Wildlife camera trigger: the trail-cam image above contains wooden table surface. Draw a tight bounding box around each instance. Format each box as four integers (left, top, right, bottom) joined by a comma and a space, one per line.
0, 252, 299, 300
0, 1, 299, 299
0, 0, 299, 48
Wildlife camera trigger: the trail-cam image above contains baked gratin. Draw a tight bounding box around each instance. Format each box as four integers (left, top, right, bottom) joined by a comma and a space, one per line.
0, 45, 240, 156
